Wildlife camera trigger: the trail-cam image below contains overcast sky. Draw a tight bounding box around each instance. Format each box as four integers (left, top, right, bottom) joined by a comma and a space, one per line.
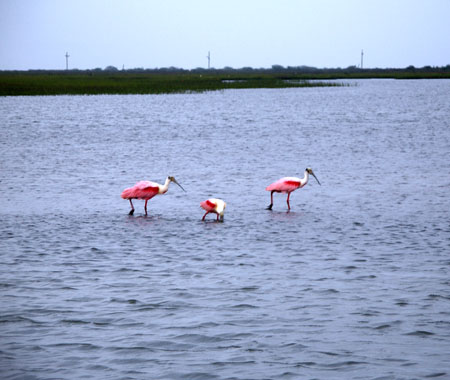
1, 0, 449, 71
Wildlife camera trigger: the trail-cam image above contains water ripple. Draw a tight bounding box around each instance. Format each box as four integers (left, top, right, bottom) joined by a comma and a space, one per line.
1, 82, 450, 379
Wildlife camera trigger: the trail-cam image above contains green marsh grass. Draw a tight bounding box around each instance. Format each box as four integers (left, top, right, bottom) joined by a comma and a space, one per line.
0, 71, 344, 96
1, 67, 448, 96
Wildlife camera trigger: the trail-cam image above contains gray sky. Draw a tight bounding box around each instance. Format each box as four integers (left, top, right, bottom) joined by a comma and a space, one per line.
1, 0, 449, 70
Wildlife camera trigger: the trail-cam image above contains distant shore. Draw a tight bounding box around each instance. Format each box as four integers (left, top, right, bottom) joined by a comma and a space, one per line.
1, 66, 448, 96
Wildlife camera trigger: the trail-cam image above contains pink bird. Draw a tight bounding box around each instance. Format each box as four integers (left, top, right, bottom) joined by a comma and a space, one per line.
200, 198, 227, 221
266, 168, 320, 210
121, 176, 185, 215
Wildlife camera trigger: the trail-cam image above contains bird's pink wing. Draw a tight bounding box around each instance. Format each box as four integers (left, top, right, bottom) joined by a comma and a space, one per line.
266, 178, 300, 192
200, 199, 217, 211
121, 181, 159, 199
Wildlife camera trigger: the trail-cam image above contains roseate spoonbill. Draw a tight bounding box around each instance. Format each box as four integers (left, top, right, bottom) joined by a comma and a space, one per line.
121, 176, 185, 215
200, 198, 226, 221
266, 168, 320, 210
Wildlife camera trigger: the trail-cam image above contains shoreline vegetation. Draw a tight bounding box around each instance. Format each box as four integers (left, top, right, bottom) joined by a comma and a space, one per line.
1, 65, 449, 96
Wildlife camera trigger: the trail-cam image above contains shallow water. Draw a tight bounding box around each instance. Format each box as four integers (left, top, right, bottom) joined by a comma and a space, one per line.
1, 80, 449, 379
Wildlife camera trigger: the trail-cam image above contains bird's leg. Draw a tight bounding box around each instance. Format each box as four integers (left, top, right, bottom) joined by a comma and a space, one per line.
216, 213, 219, 221
266, 191, 275, 210
202, 211, 209, 221
128, 199, 135, 215
286, 192, 291, 210
144, 200, 148, 216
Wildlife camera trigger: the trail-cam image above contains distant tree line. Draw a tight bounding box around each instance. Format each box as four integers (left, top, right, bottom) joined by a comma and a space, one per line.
1, 64, 449, 76
97, 64, 450, 75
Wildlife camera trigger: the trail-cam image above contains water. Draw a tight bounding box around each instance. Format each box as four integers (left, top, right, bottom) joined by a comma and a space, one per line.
1, 80, 449, 379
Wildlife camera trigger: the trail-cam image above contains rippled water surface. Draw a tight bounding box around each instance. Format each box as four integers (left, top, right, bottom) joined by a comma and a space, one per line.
1, 80, 449, 379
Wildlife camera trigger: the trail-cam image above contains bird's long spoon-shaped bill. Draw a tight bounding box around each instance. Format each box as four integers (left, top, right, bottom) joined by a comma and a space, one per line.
172, 178, 186, 192
311, 172, 321, 185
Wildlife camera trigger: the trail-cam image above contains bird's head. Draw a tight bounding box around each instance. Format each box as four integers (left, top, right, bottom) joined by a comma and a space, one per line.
306, 168, 321, 185
168, 176, 186, 192
217, 201, 226, 220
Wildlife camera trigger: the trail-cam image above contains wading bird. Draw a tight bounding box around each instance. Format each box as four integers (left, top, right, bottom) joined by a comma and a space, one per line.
121, 176, 185, 215
266, 168, 320, 210
200, 198, 226, 221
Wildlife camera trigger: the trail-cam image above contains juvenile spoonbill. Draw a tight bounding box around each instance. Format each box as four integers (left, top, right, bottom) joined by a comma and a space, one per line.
200, 198, 226, 221
266, 168, 320, 210
121, 176, 185, 215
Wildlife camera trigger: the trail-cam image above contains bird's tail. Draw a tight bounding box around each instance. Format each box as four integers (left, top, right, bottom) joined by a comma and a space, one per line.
121, 188, 133, 199
200, 199, 216, 211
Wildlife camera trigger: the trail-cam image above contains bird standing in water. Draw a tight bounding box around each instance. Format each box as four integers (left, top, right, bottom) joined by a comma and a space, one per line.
121, 176, 185, 215
200, 198, 226, 221
266, 168, 320, 210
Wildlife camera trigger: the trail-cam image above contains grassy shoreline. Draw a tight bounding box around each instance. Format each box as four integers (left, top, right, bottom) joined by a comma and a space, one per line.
1, 68, 448, 96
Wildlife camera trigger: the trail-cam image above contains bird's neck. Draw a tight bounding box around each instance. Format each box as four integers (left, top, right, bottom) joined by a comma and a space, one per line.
160, 177, 171, 193
302, 170, 309, 185
216, 203, 225, 215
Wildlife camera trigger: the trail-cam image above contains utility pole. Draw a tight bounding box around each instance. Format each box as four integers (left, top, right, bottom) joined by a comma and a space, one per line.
65, 52, 70, 70
361, 49, 364, 69
207, 51, 210, 69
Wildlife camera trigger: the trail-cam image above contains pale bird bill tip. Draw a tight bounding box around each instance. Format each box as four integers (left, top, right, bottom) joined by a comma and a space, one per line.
312, 172, 321, 185
173, 178, 186, 192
